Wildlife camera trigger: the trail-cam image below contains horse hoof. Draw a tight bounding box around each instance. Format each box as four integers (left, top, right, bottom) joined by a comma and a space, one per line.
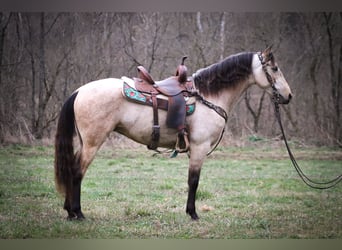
67, 212, 85, 221
76, 211, 85, 220
186, 210, 199, 220
191, 214, 199, 220
67, 216, 85, 221
76, 215, 85, 221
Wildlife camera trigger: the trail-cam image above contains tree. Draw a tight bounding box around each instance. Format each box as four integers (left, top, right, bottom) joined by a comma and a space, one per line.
0, 13, 12, 142
0, 13, 11, 86
0, 12, 341, 146
244, 89, 266, 133
323, 12, 342, 144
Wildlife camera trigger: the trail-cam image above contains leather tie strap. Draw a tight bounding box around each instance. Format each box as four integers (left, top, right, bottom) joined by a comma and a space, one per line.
148, 91, 160, 150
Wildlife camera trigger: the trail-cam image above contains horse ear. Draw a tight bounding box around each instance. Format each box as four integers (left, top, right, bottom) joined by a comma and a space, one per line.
262, 44, 274, 62
263, 44, 273, 55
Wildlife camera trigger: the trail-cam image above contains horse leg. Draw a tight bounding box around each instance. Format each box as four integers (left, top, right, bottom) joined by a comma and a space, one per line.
186, 167, 201, 220
64, 151, 83, 220
66, 145, 99, 220
62, 150, 84, 220
186, 147, 207, 220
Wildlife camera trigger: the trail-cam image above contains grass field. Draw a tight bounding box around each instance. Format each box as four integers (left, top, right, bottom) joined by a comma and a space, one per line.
0, 142, 341, 239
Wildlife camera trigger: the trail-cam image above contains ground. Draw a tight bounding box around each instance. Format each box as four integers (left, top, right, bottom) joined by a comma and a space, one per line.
0, 141, 341, 239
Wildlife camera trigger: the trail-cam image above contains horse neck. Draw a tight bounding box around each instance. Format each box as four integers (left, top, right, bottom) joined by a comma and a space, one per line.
203, 77, 254, 114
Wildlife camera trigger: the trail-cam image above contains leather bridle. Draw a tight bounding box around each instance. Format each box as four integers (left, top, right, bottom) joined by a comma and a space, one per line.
258, 51, 341, 189
258, 52, 280, 104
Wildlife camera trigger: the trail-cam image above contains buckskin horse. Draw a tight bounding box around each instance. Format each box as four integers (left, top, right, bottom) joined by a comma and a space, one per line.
54, 47, 292, 220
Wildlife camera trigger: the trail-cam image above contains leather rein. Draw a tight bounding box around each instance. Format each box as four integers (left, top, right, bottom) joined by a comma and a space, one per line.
190, 76, 228, 156
259, 52, 342, 189
194, 93, 228, 156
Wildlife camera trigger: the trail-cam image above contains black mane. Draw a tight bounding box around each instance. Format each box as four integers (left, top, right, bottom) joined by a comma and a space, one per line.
193, 52, 254, 95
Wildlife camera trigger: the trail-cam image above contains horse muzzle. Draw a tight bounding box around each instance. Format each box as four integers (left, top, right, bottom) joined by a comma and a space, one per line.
278, 92, 292, 105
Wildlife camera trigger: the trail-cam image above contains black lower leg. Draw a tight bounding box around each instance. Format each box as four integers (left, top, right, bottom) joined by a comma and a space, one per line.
186, 168, 201, 220
69, 175, 85, 220
65, 159, 85, 221
64, 196, 73, 218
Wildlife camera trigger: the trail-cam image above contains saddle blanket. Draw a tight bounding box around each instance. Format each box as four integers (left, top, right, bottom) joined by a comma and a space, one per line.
121, 77, 196, 116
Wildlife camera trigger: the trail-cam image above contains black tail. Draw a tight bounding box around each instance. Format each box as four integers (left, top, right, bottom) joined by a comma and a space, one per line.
54, 92, 78, 197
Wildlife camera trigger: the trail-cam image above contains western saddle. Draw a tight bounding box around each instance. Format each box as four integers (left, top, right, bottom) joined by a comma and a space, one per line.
133, 56, 195, 153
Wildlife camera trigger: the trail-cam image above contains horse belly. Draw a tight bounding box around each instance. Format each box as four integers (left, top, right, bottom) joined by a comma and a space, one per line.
115, 100, 178, 148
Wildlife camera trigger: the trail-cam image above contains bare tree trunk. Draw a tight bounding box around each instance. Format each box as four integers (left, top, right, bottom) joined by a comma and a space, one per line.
147, 13, 161, 72
196, 12, 203, 33
338, 37, 342, 143
23, 14, 38, 136
0, 13, 12, 142
32, 13, 46, 139
244, 89, 266, 133
0, 13, 11, 87
323, 12, 341, 143
301, 13, 321, 127
337, 13, 342, 143
310, 56, 320, 126
219, 12, 226, 61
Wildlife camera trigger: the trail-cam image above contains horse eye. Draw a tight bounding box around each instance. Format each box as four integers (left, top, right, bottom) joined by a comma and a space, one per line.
272, 66, 278, 72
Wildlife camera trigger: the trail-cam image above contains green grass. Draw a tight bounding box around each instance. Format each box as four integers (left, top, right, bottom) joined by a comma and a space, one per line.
0, 143, 341, 238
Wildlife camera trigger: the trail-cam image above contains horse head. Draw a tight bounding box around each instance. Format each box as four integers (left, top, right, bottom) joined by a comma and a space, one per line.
253, 46, 292, 104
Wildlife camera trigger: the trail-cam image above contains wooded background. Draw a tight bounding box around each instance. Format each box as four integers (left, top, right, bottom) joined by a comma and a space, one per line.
0, 12, 341, 146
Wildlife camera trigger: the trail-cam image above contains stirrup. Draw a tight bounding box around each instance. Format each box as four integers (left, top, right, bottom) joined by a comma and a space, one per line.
175, 130, 190, 153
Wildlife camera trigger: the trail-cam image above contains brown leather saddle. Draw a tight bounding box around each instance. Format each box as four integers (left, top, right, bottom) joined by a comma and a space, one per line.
132, 57, 195, 152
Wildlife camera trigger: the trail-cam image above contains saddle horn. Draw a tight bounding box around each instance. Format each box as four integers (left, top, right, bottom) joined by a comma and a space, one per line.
176, 56, 188, 83
181, 56, 187, 65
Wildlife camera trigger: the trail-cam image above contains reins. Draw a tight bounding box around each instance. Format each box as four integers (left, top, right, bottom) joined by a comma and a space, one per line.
189, 74, 228, 156
259, 52, 342, 189
273, 99, 342, 189
194, 93, 228, 155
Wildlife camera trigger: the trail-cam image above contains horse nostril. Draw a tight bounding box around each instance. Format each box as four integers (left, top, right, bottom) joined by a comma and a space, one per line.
288, 93, 292, 100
